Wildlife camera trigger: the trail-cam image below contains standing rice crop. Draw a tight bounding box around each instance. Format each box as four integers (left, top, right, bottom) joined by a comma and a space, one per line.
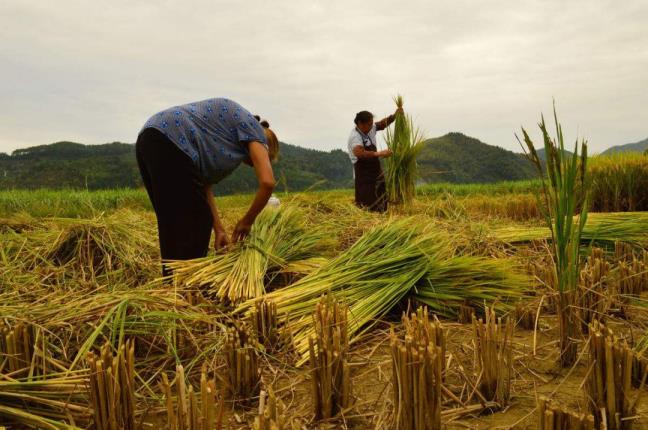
588, 152, 648, 212
384, 95, 426, 206
517, 103, 589, 367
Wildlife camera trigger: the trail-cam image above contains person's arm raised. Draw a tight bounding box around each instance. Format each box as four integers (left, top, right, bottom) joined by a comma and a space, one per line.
232, 141, 276, 242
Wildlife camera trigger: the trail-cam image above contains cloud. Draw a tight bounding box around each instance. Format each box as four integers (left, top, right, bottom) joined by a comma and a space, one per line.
0, 0, 646, 154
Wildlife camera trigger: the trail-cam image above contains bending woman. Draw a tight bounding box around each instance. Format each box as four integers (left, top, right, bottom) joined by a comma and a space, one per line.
136, 98, 278, 276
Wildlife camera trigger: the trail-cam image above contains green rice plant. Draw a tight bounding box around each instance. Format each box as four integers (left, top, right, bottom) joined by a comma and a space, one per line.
384, 95, 426, 206
517, 103, 589, 367
588, 152, 648, 212
168, 205, 333, 303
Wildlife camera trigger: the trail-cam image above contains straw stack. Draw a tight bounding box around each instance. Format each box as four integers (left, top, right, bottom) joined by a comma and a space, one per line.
390, 311, 443, 429
223, 322, 260, 400
308, 294, 351, 420
537, 396, 594, 430
159, 363, 223, 430
585, 321, 643, 430
578, 248, 611, 333
87, 340, 136, 430
472, 308, 513, 406
254, 388, 300, 430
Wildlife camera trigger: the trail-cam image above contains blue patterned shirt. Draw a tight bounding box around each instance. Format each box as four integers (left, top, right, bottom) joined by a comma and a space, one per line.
139, 98, 267, 184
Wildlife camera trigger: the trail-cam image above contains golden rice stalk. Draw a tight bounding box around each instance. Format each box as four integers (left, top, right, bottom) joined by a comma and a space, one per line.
458, 304, 475, 324
390, 313, 443, 429
159, 363, 224, 430
614, 255, 647, 315
87, 340, 136, 430
585, 321, 644, 430
308, 294, 352, 420
537, 396, 594, 429
514, 302, 536, 331
401, 307, 446, 372
472, 307, 513, 407
254, 388, 300, 430
578, 248, 612, 333
615, 241, 636, 262
223, 322, 260, 400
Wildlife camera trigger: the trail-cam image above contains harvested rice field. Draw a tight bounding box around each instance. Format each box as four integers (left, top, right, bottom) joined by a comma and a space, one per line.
1, 184, 648, 429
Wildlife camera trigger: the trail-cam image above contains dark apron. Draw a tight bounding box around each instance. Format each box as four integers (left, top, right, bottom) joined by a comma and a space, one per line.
353, 131, 387, 213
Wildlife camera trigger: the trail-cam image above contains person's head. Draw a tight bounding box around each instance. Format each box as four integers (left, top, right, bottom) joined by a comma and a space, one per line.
354, 111, 374, 134
255, 115, 279, 161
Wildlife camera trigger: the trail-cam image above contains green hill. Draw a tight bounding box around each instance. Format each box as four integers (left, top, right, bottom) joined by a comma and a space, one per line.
602, 137, 648, 155
0, 141, 353, 195
0, 132, 540, 194
417, 132, 537, 183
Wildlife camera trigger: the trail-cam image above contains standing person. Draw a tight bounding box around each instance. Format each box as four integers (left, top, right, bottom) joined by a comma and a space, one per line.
347, 107, 401, 212
136, 98, 279, 276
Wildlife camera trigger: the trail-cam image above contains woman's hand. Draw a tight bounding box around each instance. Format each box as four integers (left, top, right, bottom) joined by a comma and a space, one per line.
395, 107, 404, 116
213, 227, 230, 251
379, 149, 393, 158
232, 220, 252, 243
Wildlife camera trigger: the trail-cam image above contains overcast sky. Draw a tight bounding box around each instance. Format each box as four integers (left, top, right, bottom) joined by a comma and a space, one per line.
1, 0, 646, 154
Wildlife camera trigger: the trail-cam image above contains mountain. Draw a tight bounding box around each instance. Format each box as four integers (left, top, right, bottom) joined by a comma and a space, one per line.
602, 137, 648, 155
417, 132, 537, 183
0, 141, 353, 195
0, 132, 539, 194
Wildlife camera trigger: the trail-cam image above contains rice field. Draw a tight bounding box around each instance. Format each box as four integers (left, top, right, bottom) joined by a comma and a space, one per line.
1, 174, 648, 429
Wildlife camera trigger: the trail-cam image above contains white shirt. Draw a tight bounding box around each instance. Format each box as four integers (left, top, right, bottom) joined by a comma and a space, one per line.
347, 124, 378, 164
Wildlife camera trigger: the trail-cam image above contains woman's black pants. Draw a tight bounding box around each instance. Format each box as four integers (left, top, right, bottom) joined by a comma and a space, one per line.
136, 128, 213, 277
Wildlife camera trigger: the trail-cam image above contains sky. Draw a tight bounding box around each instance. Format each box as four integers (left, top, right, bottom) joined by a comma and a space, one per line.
1, 0, 647, 155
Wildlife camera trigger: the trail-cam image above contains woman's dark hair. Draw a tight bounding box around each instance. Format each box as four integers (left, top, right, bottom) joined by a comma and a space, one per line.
255, 115, 279, 161
354, 111, 374, 125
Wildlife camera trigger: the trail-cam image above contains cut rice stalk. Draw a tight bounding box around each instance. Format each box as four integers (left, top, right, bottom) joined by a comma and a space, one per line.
159, 363, 224, 430
87, 340, 136, 430
390, 311, 443, 429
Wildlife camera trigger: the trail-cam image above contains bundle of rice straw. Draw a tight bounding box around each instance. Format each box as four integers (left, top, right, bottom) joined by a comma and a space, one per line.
239, 219, 528, 365
490, 212, 648, 248
168, 205, 333, 303
384, 95, 426, 206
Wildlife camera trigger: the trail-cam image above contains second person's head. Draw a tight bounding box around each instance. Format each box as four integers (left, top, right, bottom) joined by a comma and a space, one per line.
354, 111, 374, 134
